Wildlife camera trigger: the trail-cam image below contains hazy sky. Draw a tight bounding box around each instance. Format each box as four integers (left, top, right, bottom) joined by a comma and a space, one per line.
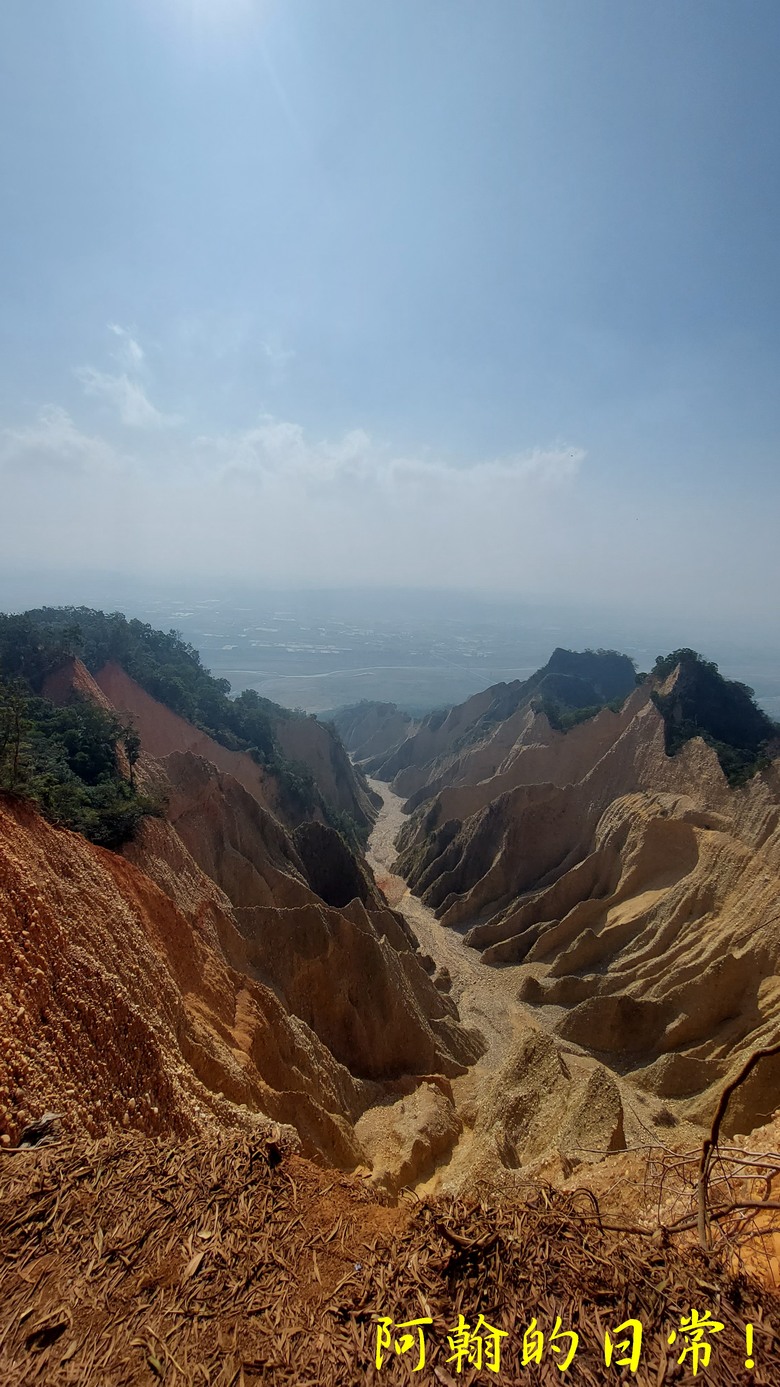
1, 0, 779, 624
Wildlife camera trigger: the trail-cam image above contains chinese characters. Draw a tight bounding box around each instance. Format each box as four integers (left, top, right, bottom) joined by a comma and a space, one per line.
374, 1308, 744, 1376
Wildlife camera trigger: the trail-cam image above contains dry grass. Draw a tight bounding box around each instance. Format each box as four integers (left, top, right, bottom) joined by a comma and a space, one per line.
2, 1133, 779, 1384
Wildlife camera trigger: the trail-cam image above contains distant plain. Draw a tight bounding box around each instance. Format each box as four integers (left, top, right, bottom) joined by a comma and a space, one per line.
3, 575, 777, 721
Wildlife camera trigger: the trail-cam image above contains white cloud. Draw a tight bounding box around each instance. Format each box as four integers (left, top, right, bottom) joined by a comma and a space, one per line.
195, 414, 585, 493
73, 324, 179, 429
108, 322, 145, 370
385, 444, 585, 490
169, 420, 587, 591
198, 416, 373, 485
0, 405, 121, 474
0, 395, 589, 595
75, 366, 178, 429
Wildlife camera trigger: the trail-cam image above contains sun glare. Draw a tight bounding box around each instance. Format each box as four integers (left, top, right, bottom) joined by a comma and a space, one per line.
160, 0, 261, 40
185, 0, 254, 16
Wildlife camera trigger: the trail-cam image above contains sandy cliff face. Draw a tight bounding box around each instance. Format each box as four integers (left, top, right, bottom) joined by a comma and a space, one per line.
131, 750, 479, 1080
9, 643, 780, 1202
40, 656, 133, 778
0, 793, 370, 1163
395, 687, 734, 907
366, 686, 496, 796
365, 648, 636, 801
93, 659, 379, 834
1, 657, 484, 1179
94, 660, 284, 816
385, 675, 780, 1133
330, 701, 419, 763
0, 777, 481, 1173
41, 656, 117, 715
139, 749, 314, 910
403, 697, 636, 815
272, 711, 380, 830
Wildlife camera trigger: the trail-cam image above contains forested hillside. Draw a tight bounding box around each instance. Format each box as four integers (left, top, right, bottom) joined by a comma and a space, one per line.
0, 608, 370, 847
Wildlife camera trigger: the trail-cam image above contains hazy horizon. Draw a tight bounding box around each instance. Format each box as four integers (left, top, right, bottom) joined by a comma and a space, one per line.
2, 2, 779, 626
2, 571, 778, 720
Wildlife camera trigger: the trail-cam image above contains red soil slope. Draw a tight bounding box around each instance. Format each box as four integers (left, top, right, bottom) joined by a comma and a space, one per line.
40, 657, 116, 714
0, 792, 373, 1161
93, 660, 282, 816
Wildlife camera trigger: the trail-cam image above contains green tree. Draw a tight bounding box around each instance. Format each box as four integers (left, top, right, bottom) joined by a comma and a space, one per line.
0, 679, 33, 792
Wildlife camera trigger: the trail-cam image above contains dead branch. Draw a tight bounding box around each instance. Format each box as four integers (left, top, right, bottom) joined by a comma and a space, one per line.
697, 1039, 780, 1249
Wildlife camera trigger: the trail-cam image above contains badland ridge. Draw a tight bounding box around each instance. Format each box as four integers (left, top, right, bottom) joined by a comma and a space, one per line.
2, 614, 780, 1183
4, 611, 780, 1381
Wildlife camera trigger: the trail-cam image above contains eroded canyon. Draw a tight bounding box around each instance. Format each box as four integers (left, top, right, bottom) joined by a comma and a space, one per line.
3, 619, 780, 1383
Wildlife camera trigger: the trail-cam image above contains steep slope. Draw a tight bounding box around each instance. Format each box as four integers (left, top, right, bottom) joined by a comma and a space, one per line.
271, 709, 380, 831
652, 648, 778, 781
0, 783, 481, 1175
3, 608, 376, 840
386, 659, 780, 1132
7, 629, 780, 1199
30, 650, 481, 1113
94, 658, 377, 838
364, 685, 498, 795
40, 656, 132, 779
41, 656, 117, 716
402, 696, 634, 816
366, 647, 637, 799
0, 792, 366, 1163
328, 700, 419, 762
94, 659, 285, 817
130, 750, 479, 1081
1, 639, 485, 1182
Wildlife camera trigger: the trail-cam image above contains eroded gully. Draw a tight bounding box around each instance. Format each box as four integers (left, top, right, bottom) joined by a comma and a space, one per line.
365, 775, 535, 1145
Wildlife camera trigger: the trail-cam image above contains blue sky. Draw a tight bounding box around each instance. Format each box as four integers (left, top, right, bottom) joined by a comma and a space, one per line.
1, 0, 779, 626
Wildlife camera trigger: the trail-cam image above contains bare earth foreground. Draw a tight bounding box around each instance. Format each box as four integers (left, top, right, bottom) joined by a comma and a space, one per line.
1, 1132, 778, 1385
1, 786, 779, 1382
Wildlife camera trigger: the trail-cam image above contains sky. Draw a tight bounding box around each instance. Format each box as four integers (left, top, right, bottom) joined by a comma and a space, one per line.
1, 0, 779, 630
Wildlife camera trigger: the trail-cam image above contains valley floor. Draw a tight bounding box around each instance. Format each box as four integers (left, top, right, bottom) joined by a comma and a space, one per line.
367, 777, 570, 1198
366, 775, 528, 1067
365, 778, 617, 1197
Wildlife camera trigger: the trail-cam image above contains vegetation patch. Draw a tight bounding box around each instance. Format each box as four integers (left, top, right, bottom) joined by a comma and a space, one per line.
650, 648, 778, 786
0, 677, 160, 848
0, 607, 365, 847
533, 693, 627, 732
